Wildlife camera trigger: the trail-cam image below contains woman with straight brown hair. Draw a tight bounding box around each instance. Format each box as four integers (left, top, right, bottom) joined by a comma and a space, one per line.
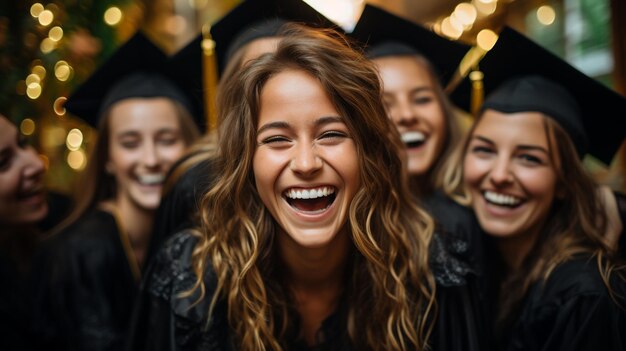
445, 27, 626, 350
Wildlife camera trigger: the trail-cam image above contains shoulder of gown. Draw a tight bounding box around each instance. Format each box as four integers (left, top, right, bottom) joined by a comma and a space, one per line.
424, 190, 484, 287
146, 156, 217, 267
31, 208, 137, 350
128, 230, 231, 351
508, 257, 626, 351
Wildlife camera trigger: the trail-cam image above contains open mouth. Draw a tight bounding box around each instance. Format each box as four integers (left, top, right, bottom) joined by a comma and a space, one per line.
483, 190, 523, 208
137, 174, 165, 186
283, 186, 336, 213
401, 131, 426, 149
17, 187, 44, 201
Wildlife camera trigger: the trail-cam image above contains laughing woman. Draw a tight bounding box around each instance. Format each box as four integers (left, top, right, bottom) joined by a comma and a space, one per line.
32, 32, 200, 350
445, 27, 626, 351
0, 113, 49, 351
128, 24, 439, 351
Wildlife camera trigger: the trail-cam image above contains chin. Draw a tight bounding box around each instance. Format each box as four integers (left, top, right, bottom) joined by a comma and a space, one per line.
133, 197, 161, 211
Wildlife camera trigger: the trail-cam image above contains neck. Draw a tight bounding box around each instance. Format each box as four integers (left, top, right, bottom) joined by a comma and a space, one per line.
102, 196, 154, 268
496, 226, 543, 272
278, 230, 351, 346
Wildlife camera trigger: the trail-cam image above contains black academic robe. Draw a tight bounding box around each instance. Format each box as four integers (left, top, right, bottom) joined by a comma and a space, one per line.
127, 225, 488, 351
423, 190, 491, 351
0, 246, 36, 351
32, 209, 138, 351
146, 155, 217, 266
129, 231, 355, 351
503, 257, 626, 351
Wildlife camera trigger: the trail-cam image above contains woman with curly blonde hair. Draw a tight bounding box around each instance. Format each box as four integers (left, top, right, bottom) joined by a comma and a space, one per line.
128, 23, 445, 350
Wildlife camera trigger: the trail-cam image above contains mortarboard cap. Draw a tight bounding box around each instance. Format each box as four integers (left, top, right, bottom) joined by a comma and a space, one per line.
350, 4, 471, 86
64, 31, 202, 131
450, 26, 626, 165
210, 0, 341, 75
162, 35, 207, 132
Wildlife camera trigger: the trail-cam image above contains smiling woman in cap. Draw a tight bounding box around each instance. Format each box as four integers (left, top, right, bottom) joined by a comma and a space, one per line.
446, 26, 626, 350
31, 31, 201, 350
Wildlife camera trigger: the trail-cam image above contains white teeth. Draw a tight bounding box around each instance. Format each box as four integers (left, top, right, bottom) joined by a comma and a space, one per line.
484, 191, 522, 206
401, 131, 425, 144
285, 187, 335, 200
138, 174, 165, 185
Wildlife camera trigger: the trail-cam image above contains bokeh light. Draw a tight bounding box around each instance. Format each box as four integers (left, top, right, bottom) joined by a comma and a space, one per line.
67, 149, 87, 170
20, 119, 36, 136
38, 9, 54, 26
66, 128, 84, 151
30, 3, 44, 18
537, 5, 556, 25
104, 7, 123, 26
49, 26, 63, 41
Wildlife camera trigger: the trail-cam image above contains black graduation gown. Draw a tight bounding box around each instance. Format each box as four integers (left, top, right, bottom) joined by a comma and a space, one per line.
32, 209, 138, 351
146, 155, 217, 266
0, 243, 36, 351
128, 231, 354, 351
128, 222, 488, 351
423, 190, 491, 351
502, 257, 626, 351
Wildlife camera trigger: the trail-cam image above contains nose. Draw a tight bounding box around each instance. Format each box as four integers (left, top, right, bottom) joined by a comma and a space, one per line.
141, 141, 159, 168
489, 155, 514, 186
22, 147, 45, 179
289, 143, 322, 176
392, 100, 418, 127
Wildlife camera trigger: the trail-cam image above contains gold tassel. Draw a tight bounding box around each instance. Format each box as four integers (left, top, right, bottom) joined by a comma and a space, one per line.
202, 24, 218, 132
470, 69, 484, 118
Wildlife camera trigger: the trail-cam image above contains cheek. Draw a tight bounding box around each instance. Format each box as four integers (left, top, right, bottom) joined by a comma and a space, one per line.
425, 106, 446, 136
0, 174, 19, 200
158, 143, 186, 163
109, 147, 136, 173
463, 155, 486, 189
518, 170, 558, 201
332, 145, 360, 188
252, 150, 277, 198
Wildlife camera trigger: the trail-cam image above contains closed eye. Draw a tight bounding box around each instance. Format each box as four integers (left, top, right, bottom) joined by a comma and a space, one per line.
411, 96, 434, 105
319, 130, 347, 139
470, 145, 494, 155
517, 154, 544, 165
259, 135, 291, 146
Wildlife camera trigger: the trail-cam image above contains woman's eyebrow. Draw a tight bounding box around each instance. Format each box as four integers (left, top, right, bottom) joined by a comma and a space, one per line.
257, 121, 290, 135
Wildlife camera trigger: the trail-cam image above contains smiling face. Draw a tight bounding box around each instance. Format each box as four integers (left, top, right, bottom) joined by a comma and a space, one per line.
253, 69, 360, 249
463, 110, 559, 244
0, 116, 48, 227
374, 55, 446, 176
106, 98, 187, 211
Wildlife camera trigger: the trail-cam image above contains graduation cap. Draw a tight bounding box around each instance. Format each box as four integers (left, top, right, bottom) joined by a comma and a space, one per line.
450, 26, 626, 165
210, 0, 341, 75
64, 31, 203, 131
350, 4, 471, 87
162, 35, 207, 132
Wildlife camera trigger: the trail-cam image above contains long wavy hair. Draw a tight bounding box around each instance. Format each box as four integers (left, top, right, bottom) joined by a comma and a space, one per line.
188, 23, 436, 350
444, 112, 623, 339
